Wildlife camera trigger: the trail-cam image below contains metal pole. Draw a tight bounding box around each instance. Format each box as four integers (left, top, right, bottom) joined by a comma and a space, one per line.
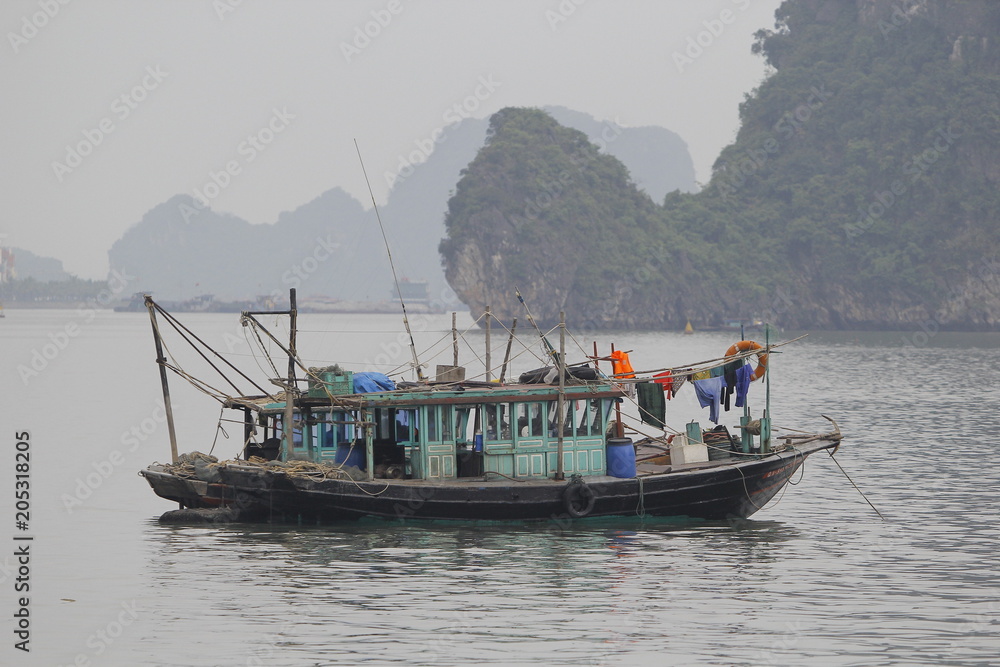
611, 343, 624, 438
364, 408, 375, 481
485, 306, 492, 382
144, 296, 179, 464
555, 311, 566, 481
762, 323, 772, 453
282, 288, 297, 461
243, 407, 253, 460
452, 312, 458, 366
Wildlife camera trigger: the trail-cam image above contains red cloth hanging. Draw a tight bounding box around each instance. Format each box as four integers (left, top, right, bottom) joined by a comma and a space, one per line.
653, 371, 674, 399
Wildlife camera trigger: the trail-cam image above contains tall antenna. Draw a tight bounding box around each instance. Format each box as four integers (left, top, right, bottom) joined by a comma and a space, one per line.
354, 139, 425, 381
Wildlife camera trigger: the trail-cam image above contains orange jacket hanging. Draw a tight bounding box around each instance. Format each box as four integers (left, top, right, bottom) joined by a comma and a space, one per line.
610, 350, 635, 378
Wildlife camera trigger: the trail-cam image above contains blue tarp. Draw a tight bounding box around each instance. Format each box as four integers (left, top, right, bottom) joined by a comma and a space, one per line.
353, 372, 396, 393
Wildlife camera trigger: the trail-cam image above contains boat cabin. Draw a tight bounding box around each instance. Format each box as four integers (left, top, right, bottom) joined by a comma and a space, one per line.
236, 382, 625, 482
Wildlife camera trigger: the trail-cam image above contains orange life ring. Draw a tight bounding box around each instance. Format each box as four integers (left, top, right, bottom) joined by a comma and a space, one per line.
724, 340, 768, 381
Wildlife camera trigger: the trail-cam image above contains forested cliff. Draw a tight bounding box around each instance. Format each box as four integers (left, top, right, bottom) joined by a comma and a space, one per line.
441, 0, 1000, 330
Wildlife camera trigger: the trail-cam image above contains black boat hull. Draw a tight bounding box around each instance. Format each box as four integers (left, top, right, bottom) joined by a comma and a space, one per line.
141, 440, 836, 524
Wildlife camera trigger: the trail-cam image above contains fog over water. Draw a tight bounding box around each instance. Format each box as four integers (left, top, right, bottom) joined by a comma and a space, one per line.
1, 0, 782, 278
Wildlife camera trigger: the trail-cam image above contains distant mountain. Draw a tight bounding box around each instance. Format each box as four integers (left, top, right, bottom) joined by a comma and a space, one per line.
107, 109, 698, 304
5, 247, 74, 282
543, 106, 697, 200
380, 109, 696, 306
107, 190, 379, 302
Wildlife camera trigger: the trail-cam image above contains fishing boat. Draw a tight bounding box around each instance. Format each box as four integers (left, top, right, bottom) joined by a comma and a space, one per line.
138, 290, 842, 524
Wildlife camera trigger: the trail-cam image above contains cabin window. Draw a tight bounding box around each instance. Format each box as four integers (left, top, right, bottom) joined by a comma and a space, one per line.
425, 405, 439, 442
453, 405, 474, 444
373, 409, 393, 443
332, 410, 356, 446
395, 409, 418, 443
577, 399, 605, 437
515, 402, 544, 438
547, 400, 577, 437
484, 403, 512, 442
309, 409, 353, 448
274, 413, 305, 448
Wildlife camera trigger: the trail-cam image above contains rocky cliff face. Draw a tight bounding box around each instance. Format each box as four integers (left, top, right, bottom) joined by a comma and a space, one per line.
442, 1, 1000, 332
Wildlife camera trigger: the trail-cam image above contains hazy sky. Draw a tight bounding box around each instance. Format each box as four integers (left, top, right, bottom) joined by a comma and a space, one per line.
2, 0, 782, 279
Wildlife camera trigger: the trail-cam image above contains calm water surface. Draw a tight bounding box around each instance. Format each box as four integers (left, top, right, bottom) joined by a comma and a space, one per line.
2, 310, 998, 666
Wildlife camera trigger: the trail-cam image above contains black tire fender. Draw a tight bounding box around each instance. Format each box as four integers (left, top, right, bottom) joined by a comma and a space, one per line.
562, 480, 596, 518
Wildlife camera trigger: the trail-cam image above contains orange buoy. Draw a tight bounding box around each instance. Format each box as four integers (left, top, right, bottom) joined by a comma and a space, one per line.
724, 340, 768, 380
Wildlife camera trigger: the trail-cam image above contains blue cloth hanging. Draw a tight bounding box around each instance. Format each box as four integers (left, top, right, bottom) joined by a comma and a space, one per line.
693, 376, 724, 424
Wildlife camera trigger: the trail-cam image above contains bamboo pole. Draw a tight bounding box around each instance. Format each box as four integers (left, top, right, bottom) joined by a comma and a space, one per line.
282, 288, 297, 462
485, 306, 492, 382
144, 295, 179, 464
498, 318, 518, 383
762, 322, 772, 454
555, 311, 566, 481
452, 312, 458, 366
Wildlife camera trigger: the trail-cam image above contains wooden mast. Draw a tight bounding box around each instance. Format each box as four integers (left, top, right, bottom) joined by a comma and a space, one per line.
485, 306, 492, 381
498, 318, 517, 383
282, 288, 297, 461
555, 311, 566, 481
144, 295, 179, 464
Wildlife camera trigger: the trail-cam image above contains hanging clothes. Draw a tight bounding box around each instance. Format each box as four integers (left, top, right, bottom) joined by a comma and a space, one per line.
609, 350, 635, 378
735, 363, 755, 408
693, 376, 724, 424
671, 369, 689, 395
636, 381, 666, 428
610, 350, 636, 398
653, 371, 673, 398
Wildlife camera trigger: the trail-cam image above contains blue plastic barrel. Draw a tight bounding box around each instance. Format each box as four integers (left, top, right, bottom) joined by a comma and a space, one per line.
606, 438, 636, 478
334, 442, 365, 469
